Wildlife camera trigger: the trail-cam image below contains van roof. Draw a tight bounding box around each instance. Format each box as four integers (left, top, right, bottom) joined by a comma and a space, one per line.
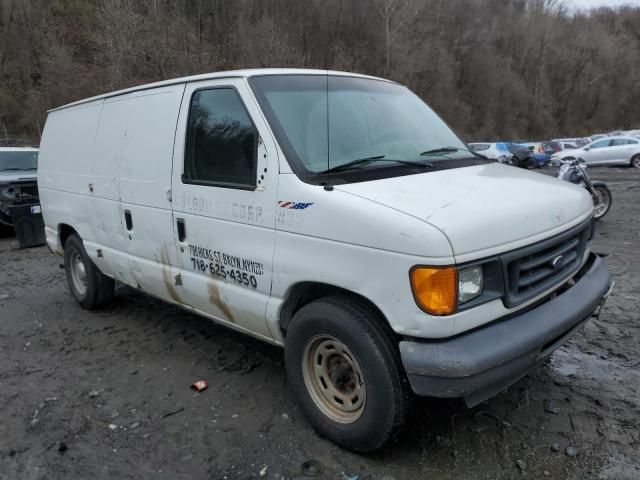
49, 68, 393, 113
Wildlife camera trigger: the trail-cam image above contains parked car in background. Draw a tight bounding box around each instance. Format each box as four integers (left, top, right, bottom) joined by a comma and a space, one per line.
0, 147, 39, 225
524, 142, 550, 166
623, 129, 640, 138
551, 136, 640, 168
589, 134, 607, 142
542, 141, 562, 155
553, 138, 589, 149
505, 143, 536, 168
468, 142, 535, 168
468, 142, 511, 162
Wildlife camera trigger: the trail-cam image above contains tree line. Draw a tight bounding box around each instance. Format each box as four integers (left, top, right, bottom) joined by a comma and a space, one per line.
1, 0, 639, 144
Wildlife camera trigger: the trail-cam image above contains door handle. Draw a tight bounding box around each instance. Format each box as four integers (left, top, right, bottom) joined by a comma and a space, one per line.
176, 218, 186, 242
124, 209, 133, 231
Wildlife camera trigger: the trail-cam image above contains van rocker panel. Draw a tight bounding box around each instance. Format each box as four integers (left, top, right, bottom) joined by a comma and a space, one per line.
399, 253, 610, 406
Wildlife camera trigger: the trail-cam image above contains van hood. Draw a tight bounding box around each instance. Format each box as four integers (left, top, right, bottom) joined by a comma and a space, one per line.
335, 163, 593, 259
0, 170, 37, 184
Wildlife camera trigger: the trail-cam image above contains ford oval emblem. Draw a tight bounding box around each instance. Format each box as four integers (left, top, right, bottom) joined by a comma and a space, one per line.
551, 255, 566, 269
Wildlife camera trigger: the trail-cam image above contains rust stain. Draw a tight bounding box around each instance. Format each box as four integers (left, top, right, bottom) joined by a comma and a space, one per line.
160, 246, 182, 304
207, 282, 235, 323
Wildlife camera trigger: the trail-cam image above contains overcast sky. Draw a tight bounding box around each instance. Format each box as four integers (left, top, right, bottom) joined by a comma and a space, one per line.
565, 0, 640, 10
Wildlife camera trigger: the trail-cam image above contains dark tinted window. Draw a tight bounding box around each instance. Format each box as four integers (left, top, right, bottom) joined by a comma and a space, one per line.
184, 88, 257, 188
611, 138, 633, 146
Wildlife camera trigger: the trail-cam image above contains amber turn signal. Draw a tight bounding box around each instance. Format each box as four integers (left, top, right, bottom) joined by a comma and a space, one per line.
410, 267, 457, 315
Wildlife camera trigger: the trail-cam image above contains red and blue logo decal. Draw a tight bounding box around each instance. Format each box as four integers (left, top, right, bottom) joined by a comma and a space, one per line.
278, 201, 314, 209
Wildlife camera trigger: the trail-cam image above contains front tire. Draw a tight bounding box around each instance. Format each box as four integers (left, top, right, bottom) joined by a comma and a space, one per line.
285, 296, 411, 452
631, 154, 640, 169
64, 234, 115, 309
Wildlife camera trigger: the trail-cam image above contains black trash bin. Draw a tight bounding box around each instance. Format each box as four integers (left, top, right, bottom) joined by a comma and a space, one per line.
9, 203, 46, 248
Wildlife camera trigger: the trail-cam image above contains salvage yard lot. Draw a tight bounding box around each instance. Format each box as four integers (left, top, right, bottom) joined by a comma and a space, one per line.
1, 167, 638, 480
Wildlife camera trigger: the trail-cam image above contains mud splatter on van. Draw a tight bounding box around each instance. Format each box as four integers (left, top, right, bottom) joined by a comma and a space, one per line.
207, 282, 235, 323
159, 246, 181, 303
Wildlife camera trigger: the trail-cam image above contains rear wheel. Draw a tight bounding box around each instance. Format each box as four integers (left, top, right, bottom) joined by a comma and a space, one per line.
631, 155, 640, 169
64, 234, 115, 309
592, 183, 612, 220
285, 296, 411, 452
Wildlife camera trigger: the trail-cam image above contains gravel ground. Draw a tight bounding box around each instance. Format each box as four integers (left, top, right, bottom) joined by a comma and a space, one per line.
0, 167, 638, 480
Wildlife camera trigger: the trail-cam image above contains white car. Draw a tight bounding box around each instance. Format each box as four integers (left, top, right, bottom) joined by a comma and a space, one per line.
0, 147, 39, 225
552, 136, 640, 168
38, 69, 611, 452
467, 142, 512, 162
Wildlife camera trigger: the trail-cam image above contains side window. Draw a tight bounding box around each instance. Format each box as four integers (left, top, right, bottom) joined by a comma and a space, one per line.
184, 88, 258, 189
590, 139, 610, 149
611, 139, 631, 146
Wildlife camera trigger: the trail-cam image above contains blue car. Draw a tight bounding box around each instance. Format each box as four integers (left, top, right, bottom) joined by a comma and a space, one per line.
523, 142, 551, 166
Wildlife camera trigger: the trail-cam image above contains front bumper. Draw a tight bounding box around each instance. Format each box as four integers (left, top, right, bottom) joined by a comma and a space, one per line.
399, 253, 611, 407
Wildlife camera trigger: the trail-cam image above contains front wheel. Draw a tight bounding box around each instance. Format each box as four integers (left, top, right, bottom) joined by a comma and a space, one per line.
285, 296, 411, 452
591, 182, 612, 220
631, 155, 640, 169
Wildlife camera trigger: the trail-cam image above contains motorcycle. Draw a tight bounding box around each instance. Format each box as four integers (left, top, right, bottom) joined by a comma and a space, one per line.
554, 157, 612, 220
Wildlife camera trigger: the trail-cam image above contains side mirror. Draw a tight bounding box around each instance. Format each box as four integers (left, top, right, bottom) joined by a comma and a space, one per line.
583, 146, 591, 151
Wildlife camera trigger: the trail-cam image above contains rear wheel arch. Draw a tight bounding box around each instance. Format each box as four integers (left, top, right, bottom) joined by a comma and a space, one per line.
58, 223, 79, 249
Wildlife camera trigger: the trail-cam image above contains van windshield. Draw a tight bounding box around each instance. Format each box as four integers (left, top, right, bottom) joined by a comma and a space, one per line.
0, 151, 38, 171
249, 75, 472, 178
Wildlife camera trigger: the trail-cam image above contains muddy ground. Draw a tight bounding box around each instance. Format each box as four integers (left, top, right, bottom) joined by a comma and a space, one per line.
0, 167, 638, 480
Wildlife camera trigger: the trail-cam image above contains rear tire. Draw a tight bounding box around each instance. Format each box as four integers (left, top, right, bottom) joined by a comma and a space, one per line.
631, 155, 640, 169
285, 296, 411, 452
64, 234, 115, 309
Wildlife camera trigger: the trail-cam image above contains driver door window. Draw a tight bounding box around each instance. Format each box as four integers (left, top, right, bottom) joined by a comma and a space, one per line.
183, 88, 258, 190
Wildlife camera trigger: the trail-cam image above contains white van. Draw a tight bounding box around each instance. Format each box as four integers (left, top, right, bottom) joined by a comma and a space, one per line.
38, 69, 611, 451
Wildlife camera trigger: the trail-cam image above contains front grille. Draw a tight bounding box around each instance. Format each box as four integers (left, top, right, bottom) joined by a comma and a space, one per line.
18, 184, 39, 198
501, 219, 592, 307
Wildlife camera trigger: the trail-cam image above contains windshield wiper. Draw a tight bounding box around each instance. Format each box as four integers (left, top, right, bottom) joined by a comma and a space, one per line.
420, 146, 488, 160
322, 155, 433, 174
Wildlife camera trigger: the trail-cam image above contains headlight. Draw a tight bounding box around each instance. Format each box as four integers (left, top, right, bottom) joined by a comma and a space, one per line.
410, 265, 486, 315
458, 265, 483, 304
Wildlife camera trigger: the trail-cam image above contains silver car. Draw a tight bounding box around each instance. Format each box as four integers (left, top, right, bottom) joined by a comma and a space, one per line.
551, 136, 640, 168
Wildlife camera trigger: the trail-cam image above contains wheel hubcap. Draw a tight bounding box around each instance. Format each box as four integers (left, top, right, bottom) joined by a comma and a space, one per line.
593, 188, 610, 218
302, 335, 366, 424
70, 250, 88, 296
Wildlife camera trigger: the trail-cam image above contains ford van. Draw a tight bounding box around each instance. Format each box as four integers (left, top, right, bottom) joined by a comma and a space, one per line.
38, 69, 611, 452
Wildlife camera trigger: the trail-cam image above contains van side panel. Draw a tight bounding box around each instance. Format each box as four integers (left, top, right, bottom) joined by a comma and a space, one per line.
88, 85, 185, 298
39, 101, 104, 251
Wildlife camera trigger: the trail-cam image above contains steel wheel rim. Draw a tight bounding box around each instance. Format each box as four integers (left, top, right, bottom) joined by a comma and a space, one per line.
70, 250, 88, 296
593, 187, 610, 218
302, 335, 366, 424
